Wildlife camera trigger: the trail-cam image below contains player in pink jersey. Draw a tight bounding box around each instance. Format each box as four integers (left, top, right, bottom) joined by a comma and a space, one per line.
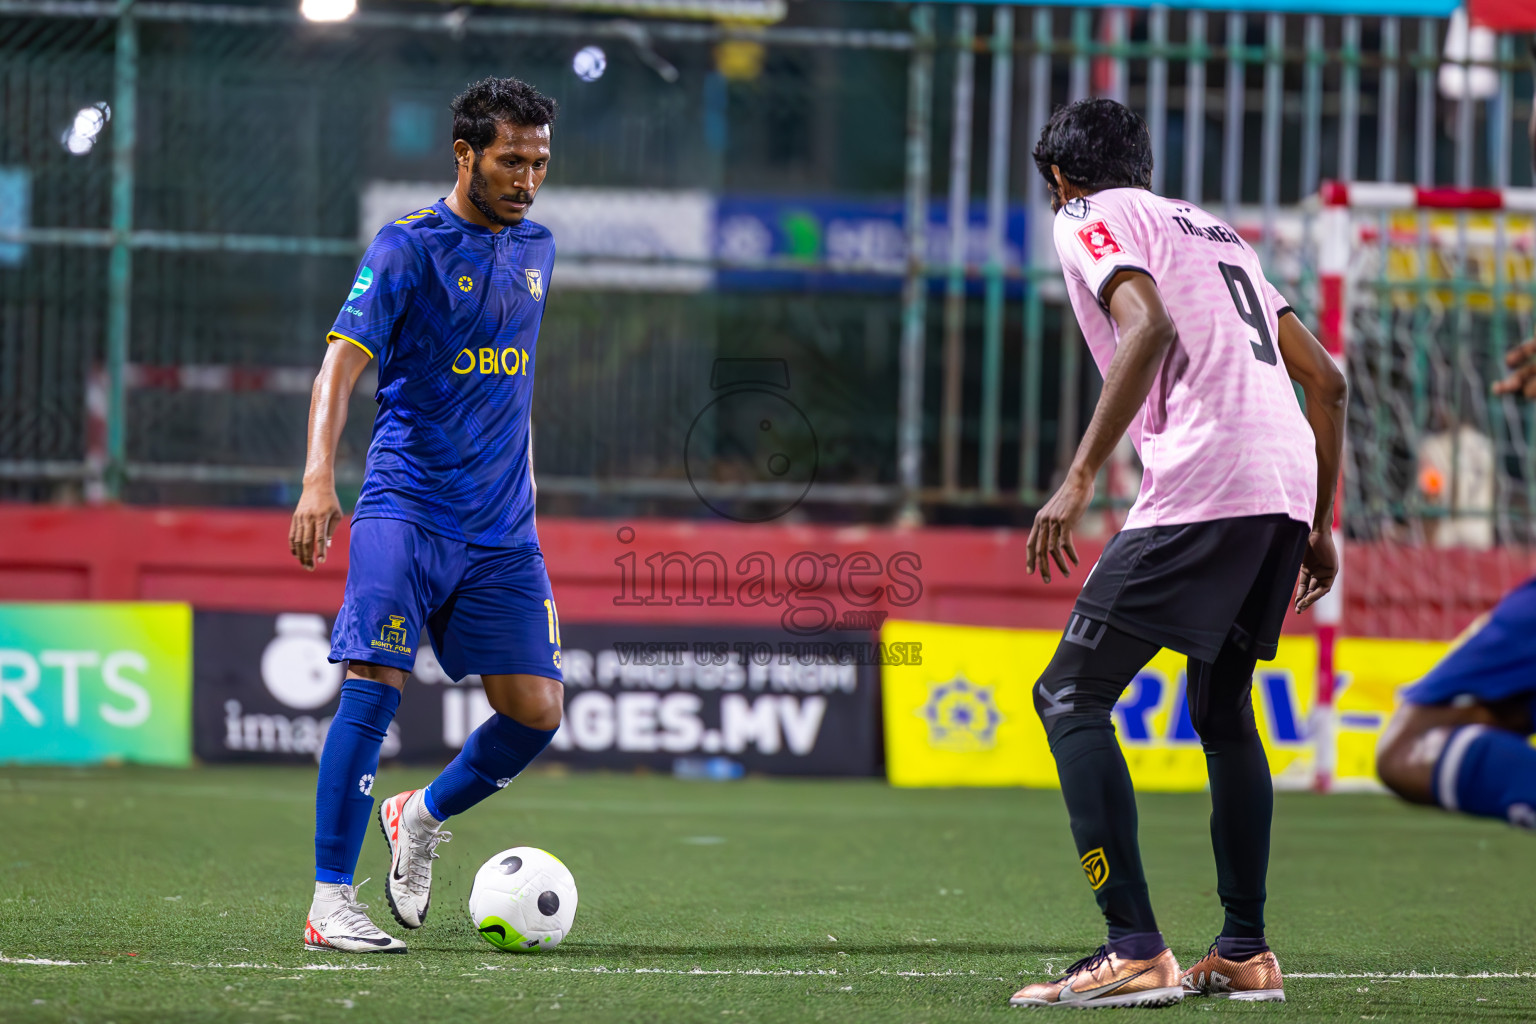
1008, 100, 1347, 1009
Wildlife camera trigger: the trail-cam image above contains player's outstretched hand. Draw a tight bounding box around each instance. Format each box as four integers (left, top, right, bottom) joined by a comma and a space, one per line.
1492, 336, 1536, 400
1027, 470, 1091, 584
1294, 527, 1338, 613
289, 486, 342, 572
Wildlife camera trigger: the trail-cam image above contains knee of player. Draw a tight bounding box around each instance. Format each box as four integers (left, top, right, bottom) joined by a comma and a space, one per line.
1032, 672, 1113, 745
1031, 673, 1071, 724
1190, 705, 1258, 745
487, 675, 564, 731
1374, 709, 1442, 805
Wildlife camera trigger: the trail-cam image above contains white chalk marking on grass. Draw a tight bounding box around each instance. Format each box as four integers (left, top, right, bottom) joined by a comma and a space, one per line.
1291, 972, 1536, 980
163, 962, 388, 972
472, 965, 1005, 979
3, 957, 1531, 982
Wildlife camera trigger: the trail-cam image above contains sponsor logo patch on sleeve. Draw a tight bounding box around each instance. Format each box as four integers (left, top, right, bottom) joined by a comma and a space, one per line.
1076, 220, 1123, 262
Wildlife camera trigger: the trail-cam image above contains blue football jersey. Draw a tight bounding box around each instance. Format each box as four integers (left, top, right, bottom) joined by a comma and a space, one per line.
328, 199, 554, 548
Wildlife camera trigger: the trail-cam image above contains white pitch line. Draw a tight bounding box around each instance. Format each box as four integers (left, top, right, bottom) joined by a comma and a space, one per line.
473, 965, 996, 978
167, 962, 389, 971
3, 957, 1532, 981
1290, 972, 1536, 980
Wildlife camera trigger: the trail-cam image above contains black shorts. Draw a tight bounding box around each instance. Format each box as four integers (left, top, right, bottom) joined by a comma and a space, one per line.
1072, 513, 1309, 663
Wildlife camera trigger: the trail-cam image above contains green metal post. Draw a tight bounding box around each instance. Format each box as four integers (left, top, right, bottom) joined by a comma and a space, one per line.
940, 6, 975, 497
897, 5, 934, 520
105, 0, 138, 500
978, 6, 1012, 497
1018, 7, 1050, 503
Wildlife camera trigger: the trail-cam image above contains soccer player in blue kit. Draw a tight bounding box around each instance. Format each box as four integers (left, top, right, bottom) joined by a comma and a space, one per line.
287, 77, 564, 953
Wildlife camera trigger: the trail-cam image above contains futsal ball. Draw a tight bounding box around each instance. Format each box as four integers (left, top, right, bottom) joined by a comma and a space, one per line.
572, 45, 607, 82
469, 847, 578, 952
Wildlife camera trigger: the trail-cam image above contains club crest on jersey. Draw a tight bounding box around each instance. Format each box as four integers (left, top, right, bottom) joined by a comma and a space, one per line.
525, 268, 543, 301
371, 614, 412, 656
1080, 847, 1109, 890
458, 275, 474, 293
1077, 221, 1122, 262
1063, 196, 1090, 220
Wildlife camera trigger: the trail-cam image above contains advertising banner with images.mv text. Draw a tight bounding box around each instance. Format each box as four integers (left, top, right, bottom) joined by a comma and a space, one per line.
882, 620, 1449, 791
195, 612, 883, 776
0, 603, 192, 766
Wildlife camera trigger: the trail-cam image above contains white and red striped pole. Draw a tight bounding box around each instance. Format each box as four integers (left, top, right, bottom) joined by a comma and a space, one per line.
1310, 183, 1352, 794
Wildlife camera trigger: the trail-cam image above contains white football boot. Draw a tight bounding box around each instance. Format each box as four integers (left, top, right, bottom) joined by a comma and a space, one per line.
378, 789, 452, 929
302, 880, 406, 953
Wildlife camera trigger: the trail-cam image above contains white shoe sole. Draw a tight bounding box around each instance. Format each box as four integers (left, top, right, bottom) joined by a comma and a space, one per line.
1011, 986, 1184, 1008
1211, 989, 1285, 1002
303, 940, 407, 954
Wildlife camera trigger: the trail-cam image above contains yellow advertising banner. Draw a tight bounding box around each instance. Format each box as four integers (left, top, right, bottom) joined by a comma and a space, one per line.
1331, 637, 1450, 787
881, 620, 1449, 791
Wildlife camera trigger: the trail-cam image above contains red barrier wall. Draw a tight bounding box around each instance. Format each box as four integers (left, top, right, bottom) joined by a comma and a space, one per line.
0, 505, 1095, 631
0, 504, 1527, 639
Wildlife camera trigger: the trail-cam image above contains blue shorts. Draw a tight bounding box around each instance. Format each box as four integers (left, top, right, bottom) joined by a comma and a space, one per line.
330, 517, 563, 682
1403, 576, 1536, 726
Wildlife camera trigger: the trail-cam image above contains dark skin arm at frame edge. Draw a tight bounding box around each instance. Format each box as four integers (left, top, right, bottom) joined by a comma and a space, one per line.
1276, 311, 1347, 613
289, 338, 371, 571
1027, 270, 1176, 583
1488, 68, 1536, 400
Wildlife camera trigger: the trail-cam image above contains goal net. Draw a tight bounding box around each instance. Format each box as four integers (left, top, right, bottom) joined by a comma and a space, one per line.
1305, 182, 1536, 790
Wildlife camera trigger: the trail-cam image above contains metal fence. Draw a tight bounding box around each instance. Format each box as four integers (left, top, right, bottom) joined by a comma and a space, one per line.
0, 0, 1533, 529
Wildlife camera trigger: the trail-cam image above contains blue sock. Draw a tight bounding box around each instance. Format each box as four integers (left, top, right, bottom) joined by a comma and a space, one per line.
1436, 725, 1536, 830
423, 713, 556, 820
314, 679, 401, 884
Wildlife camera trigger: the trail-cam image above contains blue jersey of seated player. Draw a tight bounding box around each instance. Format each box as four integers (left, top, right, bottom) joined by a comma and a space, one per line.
1405, 576, 1536, 728
329, 199, 554, 549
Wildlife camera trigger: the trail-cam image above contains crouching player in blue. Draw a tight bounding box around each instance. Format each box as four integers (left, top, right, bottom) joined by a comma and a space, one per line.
287, 77, 564, 953
1375, 333, 1536, 835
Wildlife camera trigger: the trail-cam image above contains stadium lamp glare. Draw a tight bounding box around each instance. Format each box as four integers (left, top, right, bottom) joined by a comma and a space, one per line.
300, 0, 357, 22
61, 102, 110, 155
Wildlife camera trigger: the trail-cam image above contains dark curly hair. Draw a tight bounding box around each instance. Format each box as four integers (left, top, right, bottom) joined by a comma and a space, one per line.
450, 76, 558, 153
1032, 98, 1153, 194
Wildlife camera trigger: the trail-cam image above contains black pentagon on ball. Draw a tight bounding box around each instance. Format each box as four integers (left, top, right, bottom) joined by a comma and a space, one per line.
498, 855, 523, 874
537, 890, 560, 916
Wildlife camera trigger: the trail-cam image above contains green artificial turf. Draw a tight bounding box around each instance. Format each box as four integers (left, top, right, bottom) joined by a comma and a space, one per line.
0, 766, 1532, 1022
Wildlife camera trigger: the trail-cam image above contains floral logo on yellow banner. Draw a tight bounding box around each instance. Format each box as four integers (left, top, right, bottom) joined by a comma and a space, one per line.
918, 676, 1003, 752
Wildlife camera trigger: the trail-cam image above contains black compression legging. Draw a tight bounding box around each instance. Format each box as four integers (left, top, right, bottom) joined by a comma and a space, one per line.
1033, 617, 1272, 940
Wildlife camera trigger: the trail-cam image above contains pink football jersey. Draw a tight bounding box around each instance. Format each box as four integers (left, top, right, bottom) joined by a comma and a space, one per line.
1053, 188, 1317, 530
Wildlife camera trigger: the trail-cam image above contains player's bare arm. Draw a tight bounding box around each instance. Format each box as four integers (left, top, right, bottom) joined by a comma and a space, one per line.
1492, 335, 1536, 399
1275, 312, 1347, 611
289, 337, 371, 571
1026, 270, 1176, 583
1498, 50, 1536, 401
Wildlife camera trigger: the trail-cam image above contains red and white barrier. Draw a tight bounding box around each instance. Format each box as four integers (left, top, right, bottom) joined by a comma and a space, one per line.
1317, 181, 1536, 213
